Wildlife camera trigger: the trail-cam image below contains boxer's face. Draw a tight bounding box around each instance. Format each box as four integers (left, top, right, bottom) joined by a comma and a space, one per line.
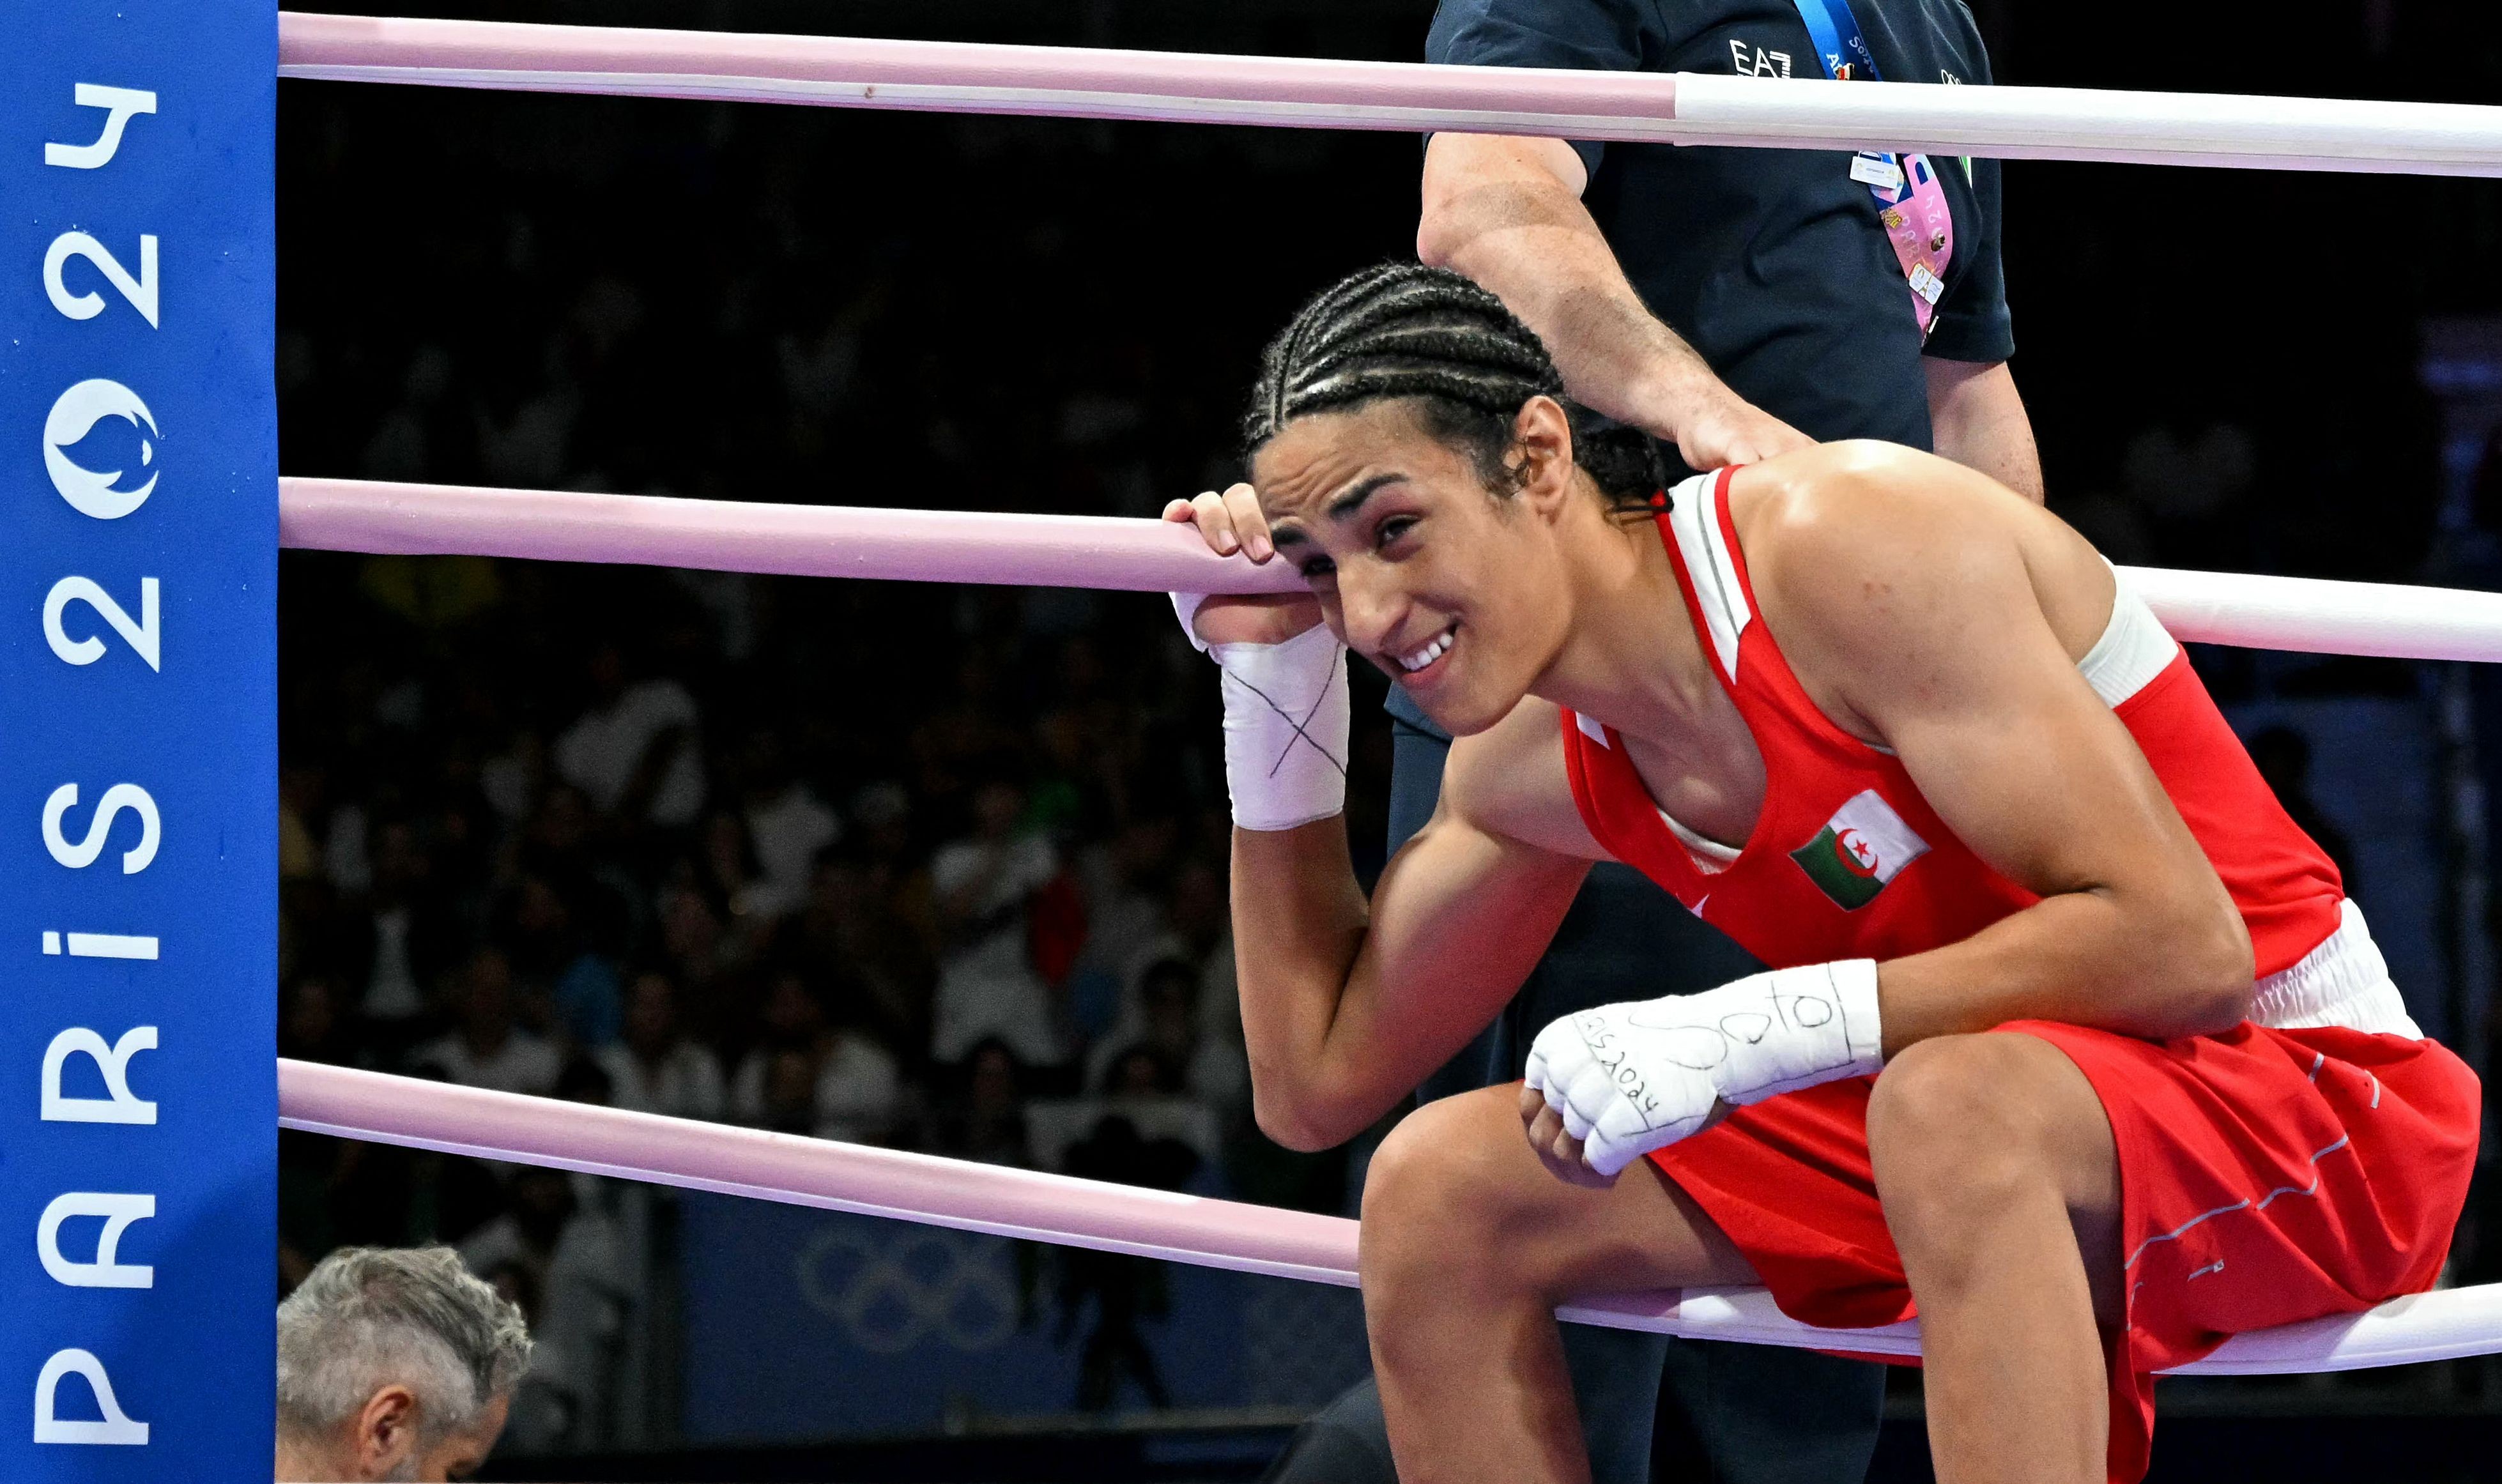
1254, 397, 1578, 737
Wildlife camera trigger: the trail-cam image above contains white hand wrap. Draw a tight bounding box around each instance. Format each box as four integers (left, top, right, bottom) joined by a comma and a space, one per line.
1172, 592, 1350, 832
1524, 961, 1884, 1177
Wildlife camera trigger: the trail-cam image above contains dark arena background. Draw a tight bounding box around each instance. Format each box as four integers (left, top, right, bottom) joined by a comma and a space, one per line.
273, 2, 2502, 1479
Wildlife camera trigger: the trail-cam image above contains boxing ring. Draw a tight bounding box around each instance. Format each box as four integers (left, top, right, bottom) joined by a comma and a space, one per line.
263, 8, 2502, 1386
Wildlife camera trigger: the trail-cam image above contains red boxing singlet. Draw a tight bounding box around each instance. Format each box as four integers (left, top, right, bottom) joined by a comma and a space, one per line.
1553, 468, 2476, 1484
1558, 467, 2344, 977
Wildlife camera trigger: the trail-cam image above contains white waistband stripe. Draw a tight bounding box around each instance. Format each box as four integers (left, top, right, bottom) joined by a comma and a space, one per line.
2250, 899, 2420, 1039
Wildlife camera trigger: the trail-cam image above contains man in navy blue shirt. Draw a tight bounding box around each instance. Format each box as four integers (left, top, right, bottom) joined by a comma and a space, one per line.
1420, 0, 2036, 486
1262, 2, 2041, 1481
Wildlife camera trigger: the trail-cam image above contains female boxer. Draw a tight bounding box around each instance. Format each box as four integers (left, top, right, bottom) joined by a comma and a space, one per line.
1169, 263, 2477, 1484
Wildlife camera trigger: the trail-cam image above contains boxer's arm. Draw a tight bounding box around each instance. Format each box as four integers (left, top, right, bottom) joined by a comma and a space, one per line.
1754, 450, 2253, 1054
1232, 704, 1594, 1151
1926, 358, 2043, 502
1416, 134, 1809, 471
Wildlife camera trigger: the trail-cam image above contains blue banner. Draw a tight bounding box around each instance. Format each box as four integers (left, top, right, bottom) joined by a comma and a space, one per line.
0, 3, 276, 1478
680, 1199, 1370, 1440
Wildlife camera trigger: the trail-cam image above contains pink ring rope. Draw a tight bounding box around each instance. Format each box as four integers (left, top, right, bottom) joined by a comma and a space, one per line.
279, 477, 1300, 597
281, 477, 2502, 662
277, 1061, 2502, 1373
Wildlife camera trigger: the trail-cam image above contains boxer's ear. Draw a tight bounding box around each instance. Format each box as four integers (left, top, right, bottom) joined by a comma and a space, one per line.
1510, 395, 1579, 524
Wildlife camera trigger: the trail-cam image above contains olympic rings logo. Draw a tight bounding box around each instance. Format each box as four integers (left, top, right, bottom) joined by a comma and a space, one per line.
795, 1223, 1021, 1355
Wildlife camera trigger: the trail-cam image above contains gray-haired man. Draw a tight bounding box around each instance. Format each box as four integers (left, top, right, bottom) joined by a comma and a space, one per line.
275, 1246, 533, 1483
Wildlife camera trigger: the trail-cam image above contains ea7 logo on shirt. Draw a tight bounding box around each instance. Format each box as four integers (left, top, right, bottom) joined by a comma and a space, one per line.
1790, 789, 1930, 910
1730, 39, 1793, 77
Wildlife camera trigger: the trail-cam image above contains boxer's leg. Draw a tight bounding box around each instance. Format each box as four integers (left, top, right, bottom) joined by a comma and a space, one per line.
1360, 1084, 1755, 1484
1868, 1032, 2123, 1484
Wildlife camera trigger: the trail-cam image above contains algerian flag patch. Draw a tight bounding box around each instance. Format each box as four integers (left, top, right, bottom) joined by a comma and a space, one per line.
1789, 789, 1930, 910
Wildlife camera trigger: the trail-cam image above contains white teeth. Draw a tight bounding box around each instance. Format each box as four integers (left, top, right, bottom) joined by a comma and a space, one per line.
1398, 628, 1454, 673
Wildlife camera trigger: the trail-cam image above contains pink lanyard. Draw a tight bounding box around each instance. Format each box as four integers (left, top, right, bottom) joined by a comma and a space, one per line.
1860, 153, 1954, 340
1791, 0, 1956, 339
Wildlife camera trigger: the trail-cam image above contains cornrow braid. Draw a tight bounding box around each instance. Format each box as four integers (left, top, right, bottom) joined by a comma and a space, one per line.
1244, 263, 1668, 516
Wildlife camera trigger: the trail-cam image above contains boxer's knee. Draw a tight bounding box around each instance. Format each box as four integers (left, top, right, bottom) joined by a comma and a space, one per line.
1360, 1090, 1570, 1301
1867, 1033, 2121, 1304
1868, 1036, 2091, 1231
1362, 1096, 1506, 1284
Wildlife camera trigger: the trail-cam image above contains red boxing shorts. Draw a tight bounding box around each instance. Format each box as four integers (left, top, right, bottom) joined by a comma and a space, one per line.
1648, 1015, 2478, 1482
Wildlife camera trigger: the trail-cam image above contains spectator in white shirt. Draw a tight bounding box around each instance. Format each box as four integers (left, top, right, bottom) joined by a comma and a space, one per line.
412, 947, 560, 1097
592, 970, 725, 1121
737, 730, 841, 919
728, 972, 902, 1144
749, 1048, 825, 1136
695, 812, 790, 960
811, 1029, 903, 1144
929, 1037, 1034, 1167
928, 779, 1065, 1067
552, 643, 705, 830
1087, 956, 1247, 1112
334, 816, 454, 1044
457, 1166, 629, 1455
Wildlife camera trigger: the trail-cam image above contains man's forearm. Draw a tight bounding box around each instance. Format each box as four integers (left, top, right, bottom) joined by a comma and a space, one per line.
1420, 135, 1811, 469
1418, 135, 1713, 439
1926, 358, 2044, 501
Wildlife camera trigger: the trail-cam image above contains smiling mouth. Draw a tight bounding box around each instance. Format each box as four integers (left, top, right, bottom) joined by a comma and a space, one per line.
1394, 622, 1457, 675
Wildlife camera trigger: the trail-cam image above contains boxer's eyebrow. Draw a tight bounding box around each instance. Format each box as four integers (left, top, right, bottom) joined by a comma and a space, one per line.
1326, 473, 1404, 522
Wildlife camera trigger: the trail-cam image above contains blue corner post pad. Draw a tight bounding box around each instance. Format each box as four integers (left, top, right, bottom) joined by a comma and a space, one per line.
1, 2, 279, 1478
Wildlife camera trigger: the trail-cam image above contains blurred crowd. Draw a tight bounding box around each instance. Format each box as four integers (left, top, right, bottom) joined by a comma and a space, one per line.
272, 6, 1434, 1441
273, 551, 1314, 1437
275, 574, 1270, 1149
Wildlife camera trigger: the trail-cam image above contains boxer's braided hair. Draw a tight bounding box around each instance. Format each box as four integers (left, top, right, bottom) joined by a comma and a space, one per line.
1243, 263, 1668, 516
